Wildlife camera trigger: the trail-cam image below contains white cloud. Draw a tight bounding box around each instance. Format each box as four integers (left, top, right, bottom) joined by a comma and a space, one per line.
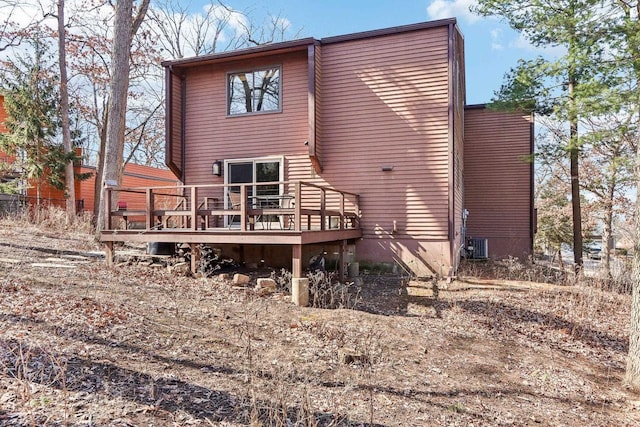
426, 0, 479, 24
207, 4, 248, 34
490, 28, 503, 50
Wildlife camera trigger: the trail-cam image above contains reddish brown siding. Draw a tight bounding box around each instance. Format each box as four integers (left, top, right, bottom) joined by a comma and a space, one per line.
318, 26, 452, 274
181, 51, 310, 205
464, 106, 533, 260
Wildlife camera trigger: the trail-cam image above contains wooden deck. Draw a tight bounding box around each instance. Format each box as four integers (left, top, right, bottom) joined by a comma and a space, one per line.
100, 181, 361, 278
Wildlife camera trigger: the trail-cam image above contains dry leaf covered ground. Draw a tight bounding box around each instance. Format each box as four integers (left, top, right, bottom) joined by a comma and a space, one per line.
0, 219, 639, 426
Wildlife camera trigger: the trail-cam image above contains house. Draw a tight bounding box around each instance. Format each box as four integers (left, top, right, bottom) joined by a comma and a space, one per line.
1, 95, 178, 214
101, 19, 534, 278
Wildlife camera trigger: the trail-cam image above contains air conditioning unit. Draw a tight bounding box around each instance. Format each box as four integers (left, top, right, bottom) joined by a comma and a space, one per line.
467, 238, 488, 259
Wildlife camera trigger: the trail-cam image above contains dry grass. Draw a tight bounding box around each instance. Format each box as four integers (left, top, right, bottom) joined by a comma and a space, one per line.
0, 210, 638, 426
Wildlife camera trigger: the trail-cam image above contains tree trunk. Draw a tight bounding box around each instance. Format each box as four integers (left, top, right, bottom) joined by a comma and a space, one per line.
58, 0, 76, 220
624, 1, 640, 392
95, 0, 149, 236
92, 108, 108, 222
568, 76, 583, 271
95, 0, 135, 236
626, 141, 640, 390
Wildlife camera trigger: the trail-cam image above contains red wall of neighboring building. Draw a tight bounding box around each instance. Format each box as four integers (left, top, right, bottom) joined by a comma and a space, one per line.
80, 163, 179, 213
24, 160, 178, 213
0, 95, 14, 165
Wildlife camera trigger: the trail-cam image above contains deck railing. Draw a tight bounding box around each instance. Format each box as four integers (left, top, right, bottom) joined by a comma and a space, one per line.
103, 181, 360, 232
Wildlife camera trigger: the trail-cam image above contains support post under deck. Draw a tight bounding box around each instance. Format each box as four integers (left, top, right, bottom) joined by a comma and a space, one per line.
189, 243, 201, 275
292, 244, 302, 278
104, 242, 114, 267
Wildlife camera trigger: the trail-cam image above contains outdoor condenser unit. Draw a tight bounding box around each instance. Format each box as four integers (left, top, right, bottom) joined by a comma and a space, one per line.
468, 238, 489, 259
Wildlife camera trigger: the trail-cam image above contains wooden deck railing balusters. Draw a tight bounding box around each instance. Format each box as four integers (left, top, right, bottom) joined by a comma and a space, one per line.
294, 182, 301, 231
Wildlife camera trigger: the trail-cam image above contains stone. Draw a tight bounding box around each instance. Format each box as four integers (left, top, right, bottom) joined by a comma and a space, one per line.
218, 273, 230, 281
171, 262, 190, 275
255, 286, 275, 296
291, 278, 309, 307
256, 278, 277, 289
232, 273, 251, 286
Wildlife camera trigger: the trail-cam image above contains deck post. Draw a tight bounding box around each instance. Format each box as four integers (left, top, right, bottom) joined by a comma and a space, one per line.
104, 242, 114, 267
320, 189, 326, 230
104, 187, 112, 230
240, 185, 248, 231
191, 186, 198, 230
292, 244, 302, 278
294, 182, 302, 231
146, 188, 154, 230
189, 243, 201, 275
339, 193, 345, 230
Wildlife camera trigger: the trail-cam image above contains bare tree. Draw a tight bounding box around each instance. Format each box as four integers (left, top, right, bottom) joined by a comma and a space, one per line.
96, 0, 149, 234
56, 0, 75, 217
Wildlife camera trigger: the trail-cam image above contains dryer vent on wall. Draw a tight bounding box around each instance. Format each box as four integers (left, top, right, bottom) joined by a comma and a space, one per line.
468, 238, 488, 259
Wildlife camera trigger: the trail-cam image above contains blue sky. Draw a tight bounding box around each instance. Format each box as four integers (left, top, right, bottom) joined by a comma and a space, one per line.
199, 0, 556, 105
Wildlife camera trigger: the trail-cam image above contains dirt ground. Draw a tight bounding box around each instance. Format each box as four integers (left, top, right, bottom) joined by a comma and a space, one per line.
1, 221, 639, 426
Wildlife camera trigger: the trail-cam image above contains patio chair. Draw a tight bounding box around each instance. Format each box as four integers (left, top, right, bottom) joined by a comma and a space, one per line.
228, 191, 242, 228
280, 194, 295, 230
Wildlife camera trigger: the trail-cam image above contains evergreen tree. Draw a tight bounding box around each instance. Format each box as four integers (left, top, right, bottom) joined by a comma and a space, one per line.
474, 0, 607, 270
0, 37, 61, 203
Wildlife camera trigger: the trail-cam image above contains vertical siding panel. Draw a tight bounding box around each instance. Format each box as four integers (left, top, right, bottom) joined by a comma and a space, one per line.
464, 107, 533, 259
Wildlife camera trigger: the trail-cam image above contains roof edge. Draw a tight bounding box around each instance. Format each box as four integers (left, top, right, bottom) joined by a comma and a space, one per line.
161, 19, 459, 68
161, 37, 317, 68
320, 18, 457, 45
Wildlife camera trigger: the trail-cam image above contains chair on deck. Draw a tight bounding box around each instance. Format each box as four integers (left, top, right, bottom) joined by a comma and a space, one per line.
279, 195, 295, 230
228, 191, 242, 228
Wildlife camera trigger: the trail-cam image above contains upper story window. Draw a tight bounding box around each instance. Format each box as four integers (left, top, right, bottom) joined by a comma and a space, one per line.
227, 67, 281, 116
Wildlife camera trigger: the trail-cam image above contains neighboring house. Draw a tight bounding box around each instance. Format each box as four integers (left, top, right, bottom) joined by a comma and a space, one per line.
24, 160, 178, 214
101, 19, 534, 278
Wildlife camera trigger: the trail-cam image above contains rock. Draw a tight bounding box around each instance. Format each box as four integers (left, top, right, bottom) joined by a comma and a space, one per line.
256, 278, 277, 289
338, 348, 368, 365
232, 273, 251, 286
171, 262, 190, 275
218, 273, 230, 281
256, 286, 275, 296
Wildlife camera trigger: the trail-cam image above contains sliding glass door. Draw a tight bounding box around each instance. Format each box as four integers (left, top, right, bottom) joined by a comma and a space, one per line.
224, 157, 283, 227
